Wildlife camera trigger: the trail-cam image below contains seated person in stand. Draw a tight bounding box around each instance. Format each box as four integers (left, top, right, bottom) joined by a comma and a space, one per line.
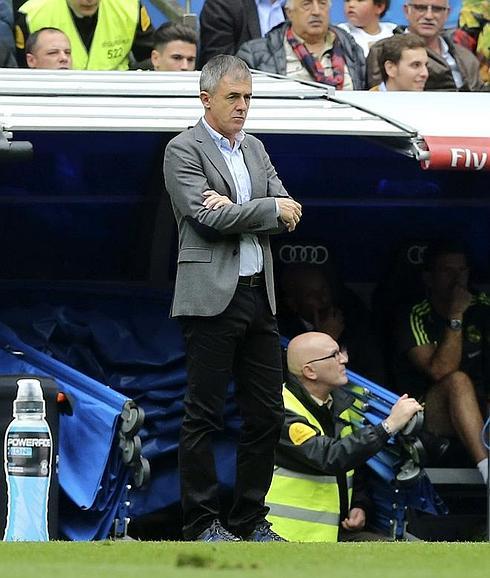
151, 22, 197, 71
277, 262, 385, 384
370, 32, 429, 90
338, 0, 396, 57
25, 26, 71, 69
366, 0, 486, 91
266, 331, 422, 541
394, 240, 489, 482
237, 0, 366, 90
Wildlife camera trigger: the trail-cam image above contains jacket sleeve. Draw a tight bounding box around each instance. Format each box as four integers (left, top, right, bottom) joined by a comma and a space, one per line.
14, 10, 28, 68
164, 135, 288, 237
130, 3, 155, 66
199, 0, 240, 67
0, 0, 16, 67
453, 43, 487, 92
236, 39, 258, 69
350, 465, 372, 516
352, 42, 367, 90
333, 25, 366, 90
276, 409, 389, 476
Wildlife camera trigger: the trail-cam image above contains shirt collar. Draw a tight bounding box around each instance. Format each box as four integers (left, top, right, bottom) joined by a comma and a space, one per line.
438, 35, 450, 58
310, 393, 333, 408
201, 116, 245, 150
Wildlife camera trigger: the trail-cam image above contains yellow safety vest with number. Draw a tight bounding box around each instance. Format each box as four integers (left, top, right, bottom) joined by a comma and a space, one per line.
20, 0, 139, 70
266, 387, 354, 542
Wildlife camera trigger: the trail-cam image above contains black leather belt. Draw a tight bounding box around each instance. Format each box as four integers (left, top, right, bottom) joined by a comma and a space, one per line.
238, 273, 264, 287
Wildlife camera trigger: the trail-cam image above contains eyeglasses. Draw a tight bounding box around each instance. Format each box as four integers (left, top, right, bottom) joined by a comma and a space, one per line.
305, 347, 348, 365
406, 3, 449, 15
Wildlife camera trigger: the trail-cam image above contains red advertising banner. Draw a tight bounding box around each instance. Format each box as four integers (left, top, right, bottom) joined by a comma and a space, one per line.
421, 136, 490, 171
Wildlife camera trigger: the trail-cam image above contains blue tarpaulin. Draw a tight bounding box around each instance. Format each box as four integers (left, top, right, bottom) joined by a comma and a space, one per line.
0, 292, 242, 537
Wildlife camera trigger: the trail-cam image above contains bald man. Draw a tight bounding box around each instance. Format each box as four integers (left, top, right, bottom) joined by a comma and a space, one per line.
265, 332, 422, 542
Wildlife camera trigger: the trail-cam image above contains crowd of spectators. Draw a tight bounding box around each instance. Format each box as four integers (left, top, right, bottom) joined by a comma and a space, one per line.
0, 0, 486, 89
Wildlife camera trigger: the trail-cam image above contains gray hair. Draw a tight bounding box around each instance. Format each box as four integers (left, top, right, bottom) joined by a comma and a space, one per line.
200, 54, 251, 94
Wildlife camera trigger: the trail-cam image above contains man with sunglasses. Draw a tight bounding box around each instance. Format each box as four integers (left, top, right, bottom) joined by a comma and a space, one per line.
366, 0, 485, 90
265, 331, 422, 541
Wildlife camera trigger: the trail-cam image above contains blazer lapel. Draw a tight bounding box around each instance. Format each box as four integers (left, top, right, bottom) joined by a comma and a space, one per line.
194, 120, 237, 201
242, 135, 266, 199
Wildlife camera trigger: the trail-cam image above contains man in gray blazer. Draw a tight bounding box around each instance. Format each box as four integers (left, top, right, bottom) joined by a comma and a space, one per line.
164, 55, 302, 542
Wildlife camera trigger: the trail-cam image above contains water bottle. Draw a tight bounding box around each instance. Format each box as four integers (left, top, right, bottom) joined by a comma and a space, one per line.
3, 378, 52, 541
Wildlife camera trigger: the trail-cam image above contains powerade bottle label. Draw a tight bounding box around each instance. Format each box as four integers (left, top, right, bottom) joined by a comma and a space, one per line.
3, 379, 52, 542
6, 431, 51, 476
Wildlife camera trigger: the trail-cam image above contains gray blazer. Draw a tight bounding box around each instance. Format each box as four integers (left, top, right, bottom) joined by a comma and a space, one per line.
164, 119, 290, 318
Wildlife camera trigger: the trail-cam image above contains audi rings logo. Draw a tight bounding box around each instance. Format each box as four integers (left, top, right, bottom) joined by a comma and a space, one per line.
279, 245, 329, 265
406, 244, 427, 266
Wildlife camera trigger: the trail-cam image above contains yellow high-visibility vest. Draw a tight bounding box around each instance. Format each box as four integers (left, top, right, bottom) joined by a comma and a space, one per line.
266, 387, 354, 542
20, 0, 139, 70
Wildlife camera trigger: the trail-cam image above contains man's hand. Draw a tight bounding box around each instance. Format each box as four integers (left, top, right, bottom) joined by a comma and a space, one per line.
276, 198, 302, 232
341, 507, 366, 531
449, 284, 472, 318
202, 189, 233, 210
385, 394, 423, 434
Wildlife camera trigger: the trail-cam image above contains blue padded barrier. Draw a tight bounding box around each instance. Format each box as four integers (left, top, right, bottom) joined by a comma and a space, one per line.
0, 293, 240, 534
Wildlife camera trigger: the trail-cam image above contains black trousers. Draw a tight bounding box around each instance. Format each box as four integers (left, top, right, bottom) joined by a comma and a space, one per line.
178, 283, 284, 539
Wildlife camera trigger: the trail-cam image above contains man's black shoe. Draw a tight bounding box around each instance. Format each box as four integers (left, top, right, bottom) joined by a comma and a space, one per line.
243, 521, 287, 542
195, 520, 241, 542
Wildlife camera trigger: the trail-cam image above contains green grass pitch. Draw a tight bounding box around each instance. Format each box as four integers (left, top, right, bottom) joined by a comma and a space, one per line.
1, 541, 489, 578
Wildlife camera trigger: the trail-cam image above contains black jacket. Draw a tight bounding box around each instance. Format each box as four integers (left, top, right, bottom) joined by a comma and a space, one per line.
277, 375, 389, 518
198, 0, 267, 68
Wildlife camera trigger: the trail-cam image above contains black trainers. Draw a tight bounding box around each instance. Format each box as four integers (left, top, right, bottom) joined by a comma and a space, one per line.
195, 519, 241, 542
243, 521, 287, 542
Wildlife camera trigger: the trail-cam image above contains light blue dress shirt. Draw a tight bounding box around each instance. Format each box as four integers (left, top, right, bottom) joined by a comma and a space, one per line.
202, 117, 263, 276
255, 0, 286, 37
